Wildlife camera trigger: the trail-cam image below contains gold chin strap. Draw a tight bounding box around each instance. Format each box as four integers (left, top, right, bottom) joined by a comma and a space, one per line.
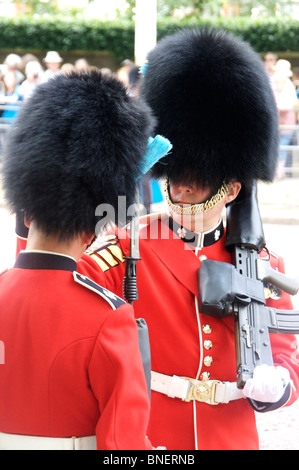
163, 178, 229, 215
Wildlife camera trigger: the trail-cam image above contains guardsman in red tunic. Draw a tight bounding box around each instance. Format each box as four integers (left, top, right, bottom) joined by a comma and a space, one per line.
0, 71, 158, 450
80, 29, 299, 450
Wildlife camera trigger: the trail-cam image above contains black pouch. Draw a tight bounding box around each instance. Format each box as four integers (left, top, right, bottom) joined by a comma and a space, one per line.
198, 259, 265, 318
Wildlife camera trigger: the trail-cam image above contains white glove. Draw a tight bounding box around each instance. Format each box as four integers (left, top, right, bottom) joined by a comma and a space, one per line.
242, 365, 290, 403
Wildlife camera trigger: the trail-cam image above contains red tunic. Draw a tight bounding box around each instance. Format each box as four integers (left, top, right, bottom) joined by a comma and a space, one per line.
0, 251, 152, 450
79, 215, 299, 450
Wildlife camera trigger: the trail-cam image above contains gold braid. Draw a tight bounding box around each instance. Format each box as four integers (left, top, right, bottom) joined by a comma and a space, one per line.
163, 178, 229, 215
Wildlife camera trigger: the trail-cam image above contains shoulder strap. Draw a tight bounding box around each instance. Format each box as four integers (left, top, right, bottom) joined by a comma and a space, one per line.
73, 271, 126, 310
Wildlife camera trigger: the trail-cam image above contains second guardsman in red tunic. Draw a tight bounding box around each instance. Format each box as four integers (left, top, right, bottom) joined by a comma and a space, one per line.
0, 70, 157, 450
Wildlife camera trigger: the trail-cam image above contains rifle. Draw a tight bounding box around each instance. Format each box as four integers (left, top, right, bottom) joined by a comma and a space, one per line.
198, 182, 299, 389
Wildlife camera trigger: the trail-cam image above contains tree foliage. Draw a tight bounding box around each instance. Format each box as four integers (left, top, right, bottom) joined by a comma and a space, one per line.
10, 0, 298, 18
1, 15, 299, 60
120, 0, 296, 18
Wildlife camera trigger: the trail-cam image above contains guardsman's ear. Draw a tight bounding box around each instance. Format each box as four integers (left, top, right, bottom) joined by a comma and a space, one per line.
83, 232, 96, 249
24, 212, 31, 228
225, 181, 242, 205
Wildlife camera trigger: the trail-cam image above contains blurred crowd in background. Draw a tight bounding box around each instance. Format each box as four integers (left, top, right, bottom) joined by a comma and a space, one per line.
264, 52, 299, 179
0, 51, 141, 110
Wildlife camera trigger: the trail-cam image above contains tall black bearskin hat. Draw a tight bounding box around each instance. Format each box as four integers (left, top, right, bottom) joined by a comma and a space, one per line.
141, 28, 279, 192
3, 70, 154, 239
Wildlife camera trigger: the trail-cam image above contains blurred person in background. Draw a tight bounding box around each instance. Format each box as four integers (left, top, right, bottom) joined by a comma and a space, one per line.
0, 70, 23, 120
21, 53, 42, 73
100, 67, 113, 77
272, 59, 298, 179
61, 63, 75, 75
18, 61, 42, 100
75, 58, 90, 73
116, 59, 133, 87
0, 65, 6, 152
263, 52, 278, 86
4, 53, 25, 85
41, 51, 63, 83
128, 64, 142, 97
0, 65, 5, 94
292, 67, 299, 98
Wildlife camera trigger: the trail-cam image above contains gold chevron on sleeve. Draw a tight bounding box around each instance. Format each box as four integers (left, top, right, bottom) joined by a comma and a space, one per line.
88, 238, 125, 271
90, 253, 110, 272
108, 244, 125, 263
97, 248, 119, 267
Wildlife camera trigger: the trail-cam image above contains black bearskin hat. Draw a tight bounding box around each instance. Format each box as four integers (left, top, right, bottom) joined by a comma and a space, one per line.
3, 70, 154, 238
141, 28, 279, 191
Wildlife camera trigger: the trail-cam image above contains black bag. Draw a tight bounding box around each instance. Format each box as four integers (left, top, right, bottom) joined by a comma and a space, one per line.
198, 259, 265, 318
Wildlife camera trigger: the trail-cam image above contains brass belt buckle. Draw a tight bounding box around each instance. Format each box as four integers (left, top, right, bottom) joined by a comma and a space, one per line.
184, 379, 220, 405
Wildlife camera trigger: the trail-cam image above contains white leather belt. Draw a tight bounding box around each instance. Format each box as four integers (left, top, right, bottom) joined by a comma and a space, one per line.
151, 371, 244, 405
0, 432, 97, 450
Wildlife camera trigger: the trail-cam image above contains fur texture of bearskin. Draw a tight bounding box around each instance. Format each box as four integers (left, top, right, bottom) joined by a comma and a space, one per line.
141, 28, 279, 191
3, 70, 154, 238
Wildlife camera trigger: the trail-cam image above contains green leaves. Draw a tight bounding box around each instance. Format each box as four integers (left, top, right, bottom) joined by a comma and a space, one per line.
0, 15, 299, 60
0, 16, 134, 60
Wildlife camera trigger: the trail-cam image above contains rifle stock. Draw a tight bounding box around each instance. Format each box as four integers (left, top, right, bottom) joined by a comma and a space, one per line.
256, 258, 299, 296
